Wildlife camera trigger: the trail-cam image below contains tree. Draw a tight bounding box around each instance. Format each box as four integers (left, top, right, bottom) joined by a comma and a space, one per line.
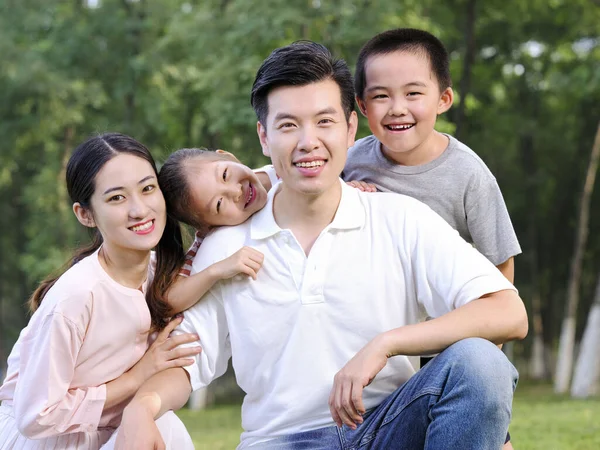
555, 120, 600, 393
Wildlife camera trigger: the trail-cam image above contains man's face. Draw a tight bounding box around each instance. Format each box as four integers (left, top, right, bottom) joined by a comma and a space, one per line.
257, 79, 358, 199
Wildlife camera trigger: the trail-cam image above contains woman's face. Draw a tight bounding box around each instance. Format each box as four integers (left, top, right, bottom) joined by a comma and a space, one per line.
76, 153, 166, 253
186, 157, 268, 227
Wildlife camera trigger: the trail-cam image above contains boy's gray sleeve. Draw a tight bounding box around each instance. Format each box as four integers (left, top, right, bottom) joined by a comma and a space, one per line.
465, 174, 521, 265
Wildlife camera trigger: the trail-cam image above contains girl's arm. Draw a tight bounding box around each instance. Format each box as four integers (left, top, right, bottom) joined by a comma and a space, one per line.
167, 246, 264, 314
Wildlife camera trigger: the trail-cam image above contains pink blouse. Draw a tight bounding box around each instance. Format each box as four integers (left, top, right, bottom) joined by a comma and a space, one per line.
0, 249, 152, 446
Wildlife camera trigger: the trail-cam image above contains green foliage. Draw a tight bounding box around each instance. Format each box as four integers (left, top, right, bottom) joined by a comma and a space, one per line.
0, 0, 599, 374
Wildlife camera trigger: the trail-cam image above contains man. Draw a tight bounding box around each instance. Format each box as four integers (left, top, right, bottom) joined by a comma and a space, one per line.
115, 41, 527, 450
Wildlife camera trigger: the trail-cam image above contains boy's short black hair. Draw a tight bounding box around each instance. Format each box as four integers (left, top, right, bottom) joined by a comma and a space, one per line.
355, 28, 452, 100
251, 41, 355, 125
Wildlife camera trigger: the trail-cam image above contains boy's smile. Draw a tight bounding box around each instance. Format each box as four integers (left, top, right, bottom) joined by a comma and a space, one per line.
358, 50, 453, 166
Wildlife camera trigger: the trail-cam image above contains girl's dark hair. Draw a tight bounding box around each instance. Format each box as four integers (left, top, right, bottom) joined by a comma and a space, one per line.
29, 133, 175, 331
156, 148, 235, 308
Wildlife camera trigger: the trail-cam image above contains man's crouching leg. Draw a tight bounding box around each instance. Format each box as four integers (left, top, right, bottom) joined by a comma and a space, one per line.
343, 337, 518, 450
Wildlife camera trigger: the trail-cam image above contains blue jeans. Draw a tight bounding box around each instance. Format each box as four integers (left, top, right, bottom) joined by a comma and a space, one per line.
259, 338, 518, 449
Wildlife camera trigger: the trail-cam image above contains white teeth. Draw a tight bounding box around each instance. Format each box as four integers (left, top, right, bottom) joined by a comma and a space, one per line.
295, 160, 325, 168
387, 124, 413, 130
131, 221, 153, 232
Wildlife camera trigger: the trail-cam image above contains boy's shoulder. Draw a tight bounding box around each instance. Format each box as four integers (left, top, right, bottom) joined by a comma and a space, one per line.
347, 135, 379, 161
444, 135, 496, 180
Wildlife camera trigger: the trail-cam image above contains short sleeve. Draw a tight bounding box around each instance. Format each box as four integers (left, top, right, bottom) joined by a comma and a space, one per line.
179, 231, 204, 277
253, 164, 279, 189
465, 174, 522, 265
405, 200, 516, 319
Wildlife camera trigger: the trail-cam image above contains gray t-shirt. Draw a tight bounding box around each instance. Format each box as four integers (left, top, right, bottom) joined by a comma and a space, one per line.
343, 134, 521, 265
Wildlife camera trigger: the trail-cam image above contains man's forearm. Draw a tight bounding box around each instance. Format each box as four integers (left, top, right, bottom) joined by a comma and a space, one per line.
381, 289, 528, 358
126, 367, 193, 419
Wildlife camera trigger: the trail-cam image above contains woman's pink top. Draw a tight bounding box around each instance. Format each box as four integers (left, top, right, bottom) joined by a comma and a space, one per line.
0, 249, 152, 441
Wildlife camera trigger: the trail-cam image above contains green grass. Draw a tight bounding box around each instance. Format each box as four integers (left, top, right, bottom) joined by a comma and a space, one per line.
177, 383, 600, 449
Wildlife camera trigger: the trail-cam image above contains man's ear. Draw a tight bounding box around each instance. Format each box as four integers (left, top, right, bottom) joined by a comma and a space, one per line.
215, 149, 241, 163
346, 111, 359, 149
356, 96, 368, 117
257, 121, 270, 157
73, 203, 95, 228
437, 87, 454, 114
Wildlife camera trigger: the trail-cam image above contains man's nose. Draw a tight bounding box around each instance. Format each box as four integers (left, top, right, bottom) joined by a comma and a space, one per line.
298, 126, 320, 152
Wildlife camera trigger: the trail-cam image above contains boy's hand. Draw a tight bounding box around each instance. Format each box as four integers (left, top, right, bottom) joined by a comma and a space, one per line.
346, 180, 377, 192
131, 316, 201, 384
328, 335, 388, 429
212, 246, 264, 280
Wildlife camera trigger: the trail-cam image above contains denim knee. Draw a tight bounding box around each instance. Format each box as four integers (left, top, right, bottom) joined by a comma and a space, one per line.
445, 338, 518, 405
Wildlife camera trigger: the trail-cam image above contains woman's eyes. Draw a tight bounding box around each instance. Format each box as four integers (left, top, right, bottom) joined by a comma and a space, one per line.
142, 184, 156, 192
108, 194, 125, 202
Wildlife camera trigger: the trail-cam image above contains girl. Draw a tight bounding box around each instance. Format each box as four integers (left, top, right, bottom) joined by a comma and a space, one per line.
0, 133, 199, 449
156, 148, 276, 313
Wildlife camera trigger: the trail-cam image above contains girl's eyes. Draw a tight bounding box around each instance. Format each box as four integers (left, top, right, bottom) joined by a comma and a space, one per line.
372, 94, 388, 99
216, 198, 222, 213
222, 168, 228, 182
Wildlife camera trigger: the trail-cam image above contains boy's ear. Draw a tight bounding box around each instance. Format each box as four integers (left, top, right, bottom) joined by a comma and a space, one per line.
437, 87, 454, 114
257, 121, 270, 157
215, 149, 241, 163
356, 96, 368, 117
73, 203, 95, 228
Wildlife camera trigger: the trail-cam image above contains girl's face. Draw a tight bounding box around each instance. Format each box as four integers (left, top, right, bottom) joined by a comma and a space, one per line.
186, 157, 268, 227
75, 153, 166, 253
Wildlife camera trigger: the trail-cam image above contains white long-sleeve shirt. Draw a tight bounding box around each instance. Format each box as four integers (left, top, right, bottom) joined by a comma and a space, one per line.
179, 180, 515, 448
0, 249, 153, 449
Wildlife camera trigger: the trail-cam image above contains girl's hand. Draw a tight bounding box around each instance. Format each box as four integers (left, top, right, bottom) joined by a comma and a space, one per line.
131, 316, 201, 384
212, 246, 264, 280
346, 180, 377, 192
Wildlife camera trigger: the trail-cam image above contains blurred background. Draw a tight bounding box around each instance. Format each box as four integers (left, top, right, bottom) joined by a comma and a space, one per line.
0, 0, 599, 447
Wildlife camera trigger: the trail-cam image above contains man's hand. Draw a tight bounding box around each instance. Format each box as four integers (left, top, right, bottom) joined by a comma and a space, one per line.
328, 335, 389, 429
211, 246, 265, 280
114, 396, 164, 450
346, 180, 377, 192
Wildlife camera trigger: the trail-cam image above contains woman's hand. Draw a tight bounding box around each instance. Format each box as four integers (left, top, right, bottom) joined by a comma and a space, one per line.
130, 316, 201, 385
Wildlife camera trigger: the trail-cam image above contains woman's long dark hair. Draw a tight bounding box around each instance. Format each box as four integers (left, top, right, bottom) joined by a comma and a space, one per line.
29, 133, 175, 331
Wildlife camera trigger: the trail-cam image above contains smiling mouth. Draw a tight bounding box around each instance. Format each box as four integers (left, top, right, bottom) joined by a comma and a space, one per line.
385, 124, 415, 131
244, 184, 255, 208
294, 160, 326, 168
130, 220, 154, 232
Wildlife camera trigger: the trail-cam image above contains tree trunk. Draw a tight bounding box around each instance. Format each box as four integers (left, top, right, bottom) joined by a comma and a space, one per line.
554, 120, 600, 393
571, 274, 600, 398
454, 0, 477, 140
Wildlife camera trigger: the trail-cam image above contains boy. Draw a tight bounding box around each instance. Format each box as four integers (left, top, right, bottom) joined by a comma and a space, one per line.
343, 28, 521, 449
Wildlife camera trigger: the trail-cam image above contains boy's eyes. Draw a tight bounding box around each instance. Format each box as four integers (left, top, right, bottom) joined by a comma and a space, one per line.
407, 92, 422, 97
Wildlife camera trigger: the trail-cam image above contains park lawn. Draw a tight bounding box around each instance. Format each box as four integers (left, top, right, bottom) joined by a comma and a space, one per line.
177, 383, 600, 450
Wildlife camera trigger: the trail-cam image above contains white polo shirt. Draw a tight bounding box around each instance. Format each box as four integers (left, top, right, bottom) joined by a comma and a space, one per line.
180, 179, 515, 448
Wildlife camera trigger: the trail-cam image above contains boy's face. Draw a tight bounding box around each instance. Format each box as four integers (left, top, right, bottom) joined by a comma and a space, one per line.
257, 78, 358, 199
357, 50, 453, 163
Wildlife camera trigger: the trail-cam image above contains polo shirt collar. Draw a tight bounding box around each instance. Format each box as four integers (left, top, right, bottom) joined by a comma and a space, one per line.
250, 178, 365, 240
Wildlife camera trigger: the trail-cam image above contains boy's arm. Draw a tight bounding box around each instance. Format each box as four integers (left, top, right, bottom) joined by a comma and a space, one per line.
167, 247, 264, 314
496, 257, 514, 284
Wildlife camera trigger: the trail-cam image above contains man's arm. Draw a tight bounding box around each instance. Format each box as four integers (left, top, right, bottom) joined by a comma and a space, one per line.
329, 289, 527, 428
115, 368, 192, 450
